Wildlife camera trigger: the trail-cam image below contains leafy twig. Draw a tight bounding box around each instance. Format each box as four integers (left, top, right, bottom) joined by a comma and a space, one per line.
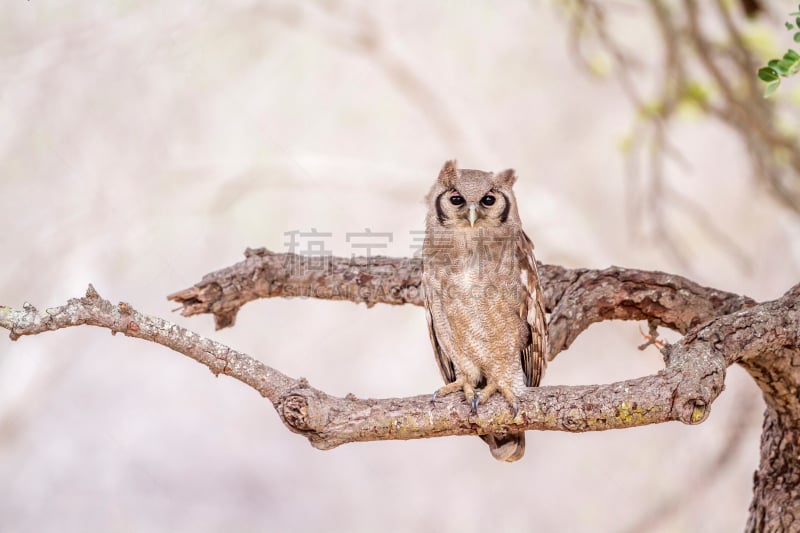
756, 6, 800, 96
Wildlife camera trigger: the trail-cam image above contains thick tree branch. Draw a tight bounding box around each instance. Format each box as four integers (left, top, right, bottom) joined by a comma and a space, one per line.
167, 248, 756, 359
0, 286, 718, 449
5, 271, 796, 452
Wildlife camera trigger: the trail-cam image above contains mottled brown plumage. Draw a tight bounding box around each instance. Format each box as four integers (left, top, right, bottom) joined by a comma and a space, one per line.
422, 160, 547, 462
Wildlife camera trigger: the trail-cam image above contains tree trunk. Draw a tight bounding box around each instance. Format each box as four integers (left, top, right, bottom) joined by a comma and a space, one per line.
742, 343, 800, 532
747, 409, 800, 531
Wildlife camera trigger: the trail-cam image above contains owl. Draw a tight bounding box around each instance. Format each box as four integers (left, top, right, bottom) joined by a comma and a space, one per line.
422, 160, 547, 462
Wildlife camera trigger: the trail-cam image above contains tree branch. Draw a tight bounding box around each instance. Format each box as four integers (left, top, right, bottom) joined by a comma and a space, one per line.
4, 255, 793, 452
1, 285, 297, 404
0, 286, 715, 450
167, 248, 756, 358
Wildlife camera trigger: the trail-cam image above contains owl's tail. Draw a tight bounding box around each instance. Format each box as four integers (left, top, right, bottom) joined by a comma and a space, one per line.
481, 432, 525, 462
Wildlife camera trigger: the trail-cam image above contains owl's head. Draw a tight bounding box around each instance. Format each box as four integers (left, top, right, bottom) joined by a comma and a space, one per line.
426, 160, 520, 230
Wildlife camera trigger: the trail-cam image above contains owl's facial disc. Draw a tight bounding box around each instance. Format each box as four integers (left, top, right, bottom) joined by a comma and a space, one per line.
435, 182, 510, 229
445, 190, 504, 228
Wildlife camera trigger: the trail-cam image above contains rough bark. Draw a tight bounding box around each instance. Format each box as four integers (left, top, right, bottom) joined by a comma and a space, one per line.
3, 250, 799, 530
737, 285, 800, 532
167, 248, 756, 357
0, 284, 729, 446
747, 409, 800, 532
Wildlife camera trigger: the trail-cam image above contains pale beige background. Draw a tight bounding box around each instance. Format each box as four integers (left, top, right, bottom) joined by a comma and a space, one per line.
1, 2, 797, 532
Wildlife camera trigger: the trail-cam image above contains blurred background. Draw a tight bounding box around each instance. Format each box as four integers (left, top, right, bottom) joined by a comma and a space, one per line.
1, 1, 798, 532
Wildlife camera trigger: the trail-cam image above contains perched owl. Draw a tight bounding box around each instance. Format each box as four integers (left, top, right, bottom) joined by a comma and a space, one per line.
422, 160, 547, 462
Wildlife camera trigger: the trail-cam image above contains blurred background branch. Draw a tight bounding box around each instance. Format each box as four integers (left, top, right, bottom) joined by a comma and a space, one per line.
562, 0, 800, 271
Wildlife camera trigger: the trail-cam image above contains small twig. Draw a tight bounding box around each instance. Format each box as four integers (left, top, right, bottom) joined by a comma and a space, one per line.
638, 322, 666, 351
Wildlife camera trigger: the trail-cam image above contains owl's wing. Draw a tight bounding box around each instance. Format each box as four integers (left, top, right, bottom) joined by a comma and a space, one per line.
423, 289, 457, 384
517, 230, 548, 387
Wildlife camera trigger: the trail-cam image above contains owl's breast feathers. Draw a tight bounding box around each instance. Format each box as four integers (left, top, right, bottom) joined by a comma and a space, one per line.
422, 227, 547, 389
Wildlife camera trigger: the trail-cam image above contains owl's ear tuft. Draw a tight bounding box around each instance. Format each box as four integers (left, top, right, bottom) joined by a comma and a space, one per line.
438, 160, 459, 188
495, 168, 517, 187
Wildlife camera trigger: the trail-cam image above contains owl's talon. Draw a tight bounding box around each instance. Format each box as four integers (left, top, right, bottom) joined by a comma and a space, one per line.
470, 393, 480, 414
511, 403, 519, 418
431, 390, 439, 403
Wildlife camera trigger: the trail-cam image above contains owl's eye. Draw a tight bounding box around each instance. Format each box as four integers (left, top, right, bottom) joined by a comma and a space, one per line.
450, 195, 465, 206
480, 194, 496, 206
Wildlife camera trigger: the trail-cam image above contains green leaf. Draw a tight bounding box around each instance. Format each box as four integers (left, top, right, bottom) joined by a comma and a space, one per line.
758, 66, 780, 82
784, 49, 800, 62
796, 17, 800, 27
778, 59, 796, 73
769, 59, 788, 74
795, 32, 800, 43
764, 80, 781, 97
789, 22, 797, 30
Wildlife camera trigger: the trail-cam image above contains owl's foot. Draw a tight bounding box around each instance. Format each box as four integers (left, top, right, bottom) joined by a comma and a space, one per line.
432, 377, 467, 400
467, 383, 496, 413
475, 382, 520, 417
500, 388, 521, 419
432, 378, 477, 413
477, 383, 498, 407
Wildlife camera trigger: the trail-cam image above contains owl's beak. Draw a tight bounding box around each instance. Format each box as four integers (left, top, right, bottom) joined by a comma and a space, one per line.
468, 204, 478, 227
